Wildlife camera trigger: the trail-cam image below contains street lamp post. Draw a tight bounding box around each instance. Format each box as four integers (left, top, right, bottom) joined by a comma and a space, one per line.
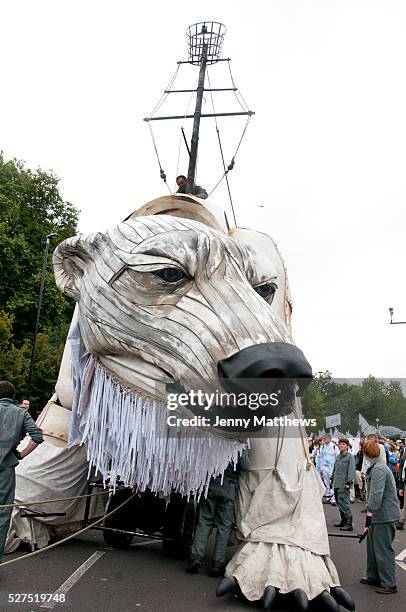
26, 232, 58, 399
388, 307, 406, 324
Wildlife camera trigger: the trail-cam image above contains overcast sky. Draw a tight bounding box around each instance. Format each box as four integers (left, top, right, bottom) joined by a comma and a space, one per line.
1, 1, 405, 378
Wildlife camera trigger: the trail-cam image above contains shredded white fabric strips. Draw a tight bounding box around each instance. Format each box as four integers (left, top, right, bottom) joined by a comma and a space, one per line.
74, 358, 245, 498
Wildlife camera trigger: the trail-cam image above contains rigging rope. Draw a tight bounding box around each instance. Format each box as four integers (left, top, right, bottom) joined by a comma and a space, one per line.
148, 64, 180, 118
0, 492, 138, 568
207, 63, 253, 216
293, 401, 313, 470
175, 131, 183, 184
227, 60, 250, 112
0, 490, 108, 509
272, 422, 286, 479
146, 60, 252, 201
146, 64, 181, 193
148, 122, 172, 194
207, 68, 237, 226
175, 75, 198, 182
207, 113, 252, 201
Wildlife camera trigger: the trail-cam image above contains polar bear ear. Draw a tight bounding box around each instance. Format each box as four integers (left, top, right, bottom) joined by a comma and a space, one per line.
229, 227, 292, 329
53, 234, 95, 301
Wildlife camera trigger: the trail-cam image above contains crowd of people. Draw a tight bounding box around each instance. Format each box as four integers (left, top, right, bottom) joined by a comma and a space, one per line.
309, 432, 405, 594
309, 433, 405, 508
187, 431, 405, 595
1, 376, 405, 597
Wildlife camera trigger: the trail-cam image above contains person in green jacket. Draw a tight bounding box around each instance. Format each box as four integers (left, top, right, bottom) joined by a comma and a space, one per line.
0, 381, 44, 564
186, 449, 249, 577
360, 438, 400, 595
332, 438, 356, 531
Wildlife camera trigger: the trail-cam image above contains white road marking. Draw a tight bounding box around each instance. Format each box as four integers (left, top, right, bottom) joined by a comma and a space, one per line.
40, 551, 105, 609
395, 546, 406, 572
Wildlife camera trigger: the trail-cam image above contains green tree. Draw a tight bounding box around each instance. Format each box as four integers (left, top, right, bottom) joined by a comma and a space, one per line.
28, 331, 67, 413
312, 371, 338, 399
0, 310, 29, 391
306, 374, 406, 435
324, 384, 362, 435
301, 382, 326, 432
0, 153, 78, 409
383, 380, 406, 430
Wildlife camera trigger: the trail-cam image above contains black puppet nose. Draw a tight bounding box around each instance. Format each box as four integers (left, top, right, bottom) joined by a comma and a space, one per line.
217, 342, 313, 395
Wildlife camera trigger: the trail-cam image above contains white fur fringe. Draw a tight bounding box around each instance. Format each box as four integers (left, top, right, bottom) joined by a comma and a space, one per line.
75, 360, 245, 498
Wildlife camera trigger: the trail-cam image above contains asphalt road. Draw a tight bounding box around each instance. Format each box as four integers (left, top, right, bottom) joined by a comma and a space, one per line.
0, 502, 404, 612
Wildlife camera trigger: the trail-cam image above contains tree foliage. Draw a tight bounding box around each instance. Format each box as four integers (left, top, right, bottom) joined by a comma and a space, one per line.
302, 371, 406, 434
0, 153, 78, 411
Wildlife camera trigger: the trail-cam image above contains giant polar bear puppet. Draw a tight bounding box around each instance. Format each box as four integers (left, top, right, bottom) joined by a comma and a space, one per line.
13, 194, 354, 611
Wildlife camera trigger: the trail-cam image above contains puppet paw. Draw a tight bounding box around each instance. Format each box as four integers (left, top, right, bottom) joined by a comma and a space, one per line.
216, 576, 239, 597
262, 586, 277, 610
292, 588, 309, 610
330, 586, 355, 610
314, 590, 339, 611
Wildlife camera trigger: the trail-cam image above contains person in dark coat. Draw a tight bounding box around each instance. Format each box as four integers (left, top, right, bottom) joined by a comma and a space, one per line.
396, 453, 406, 529
355, 439, 365, 500
176, 175, 208, 199
360, 439, 400, 594
0, 381, 44, 564
332, 438, 356, 530
186, 450, 249, 577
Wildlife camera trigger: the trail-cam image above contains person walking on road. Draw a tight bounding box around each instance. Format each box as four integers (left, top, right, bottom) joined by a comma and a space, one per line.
320, 434, 339, 505
332, 438, 356, 531
360, 432, 387, 513
360, 438, 400, 595
0, 381, 44, 566
186, 451, 249, 577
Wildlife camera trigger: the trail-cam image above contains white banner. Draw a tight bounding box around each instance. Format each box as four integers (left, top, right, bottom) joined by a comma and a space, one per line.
325, 413, 341, 428
358, 413, 371, 434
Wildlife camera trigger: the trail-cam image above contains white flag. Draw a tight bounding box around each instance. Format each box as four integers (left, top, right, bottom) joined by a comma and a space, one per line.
325, 413, 341, 428
358, 413, 371, 434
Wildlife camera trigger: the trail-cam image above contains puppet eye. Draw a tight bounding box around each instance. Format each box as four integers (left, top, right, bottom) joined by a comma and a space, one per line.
152, 268, 187, 283
254, 282, 277, 304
